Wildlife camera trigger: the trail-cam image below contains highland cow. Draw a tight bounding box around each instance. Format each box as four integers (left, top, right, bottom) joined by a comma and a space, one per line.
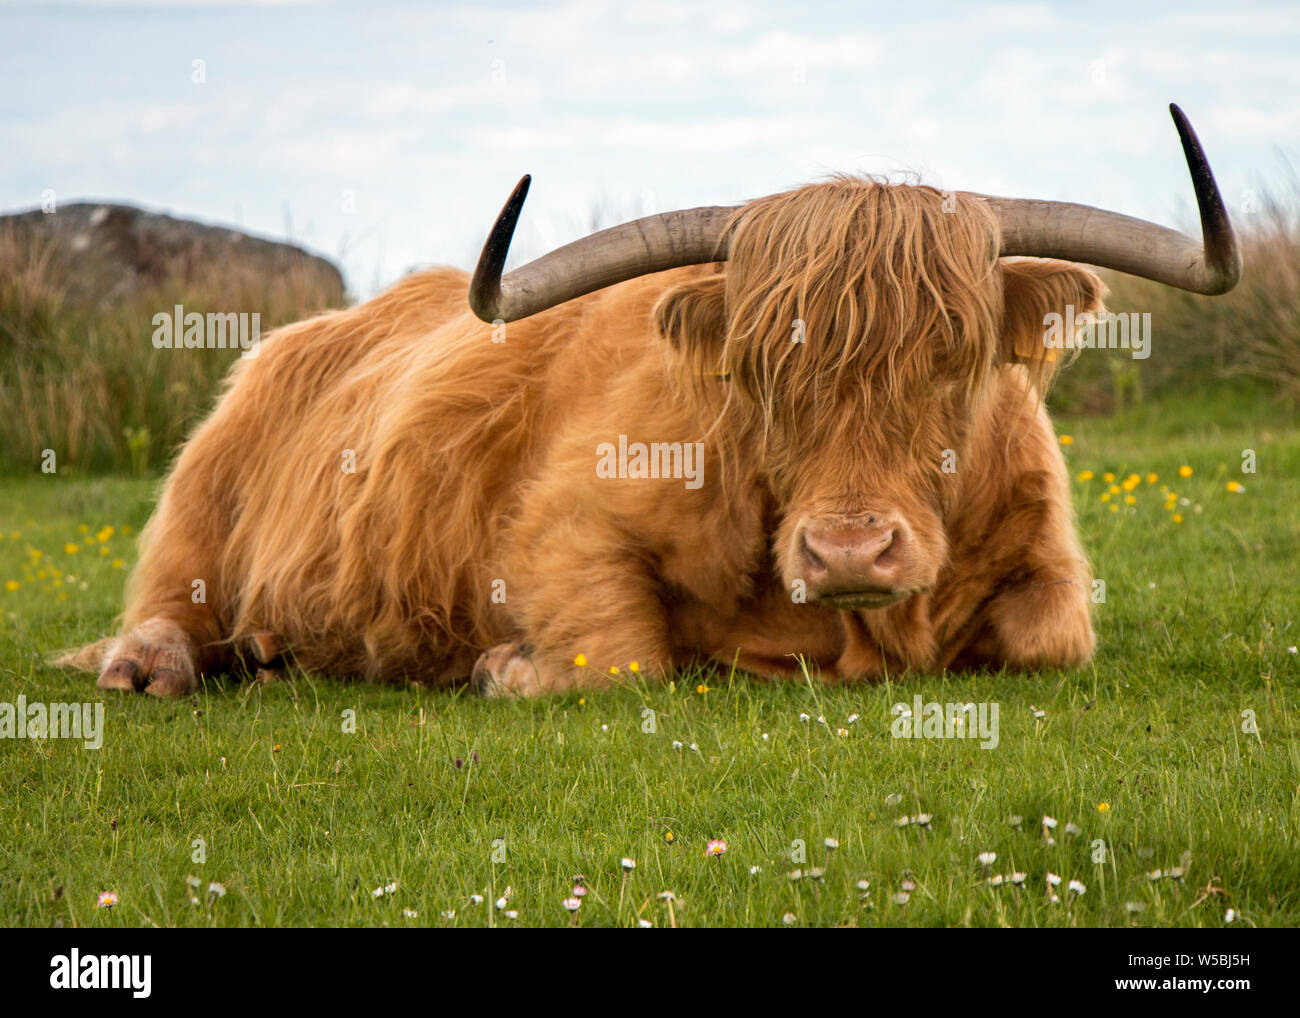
62, 105, 1240, 698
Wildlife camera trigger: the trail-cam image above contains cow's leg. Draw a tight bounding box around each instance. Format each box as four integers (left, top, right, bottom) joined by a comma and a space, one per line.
472, 549, 672, 698
95, 490, 232, 697
986, 572, 1094, 670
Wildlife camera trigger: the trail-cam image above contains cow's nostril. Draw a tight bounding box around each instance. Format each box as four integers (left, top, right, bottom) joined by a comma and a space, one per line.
872, 529, 904, 575
800, 532, 828, 574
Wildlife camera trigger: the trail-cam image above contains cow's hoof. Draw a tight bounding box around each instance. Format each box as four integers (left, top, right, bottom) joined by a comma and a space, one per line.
472, 642, 543, 698
95, 618, 200, 698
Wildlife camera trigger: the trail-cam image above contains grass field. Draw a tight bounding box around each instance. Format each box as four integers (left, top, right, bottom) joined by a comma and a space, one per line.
1, 386, 1297, 928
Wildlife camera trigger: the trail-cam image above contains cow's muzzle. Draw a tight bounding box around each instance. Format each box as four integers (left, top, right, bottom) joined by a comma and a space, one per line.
795, 515, 917, 608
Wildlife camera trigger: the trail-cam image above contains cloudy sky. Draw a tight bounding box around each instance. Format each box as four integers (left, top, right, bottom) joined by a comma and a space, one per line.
2, 0, 1297, 296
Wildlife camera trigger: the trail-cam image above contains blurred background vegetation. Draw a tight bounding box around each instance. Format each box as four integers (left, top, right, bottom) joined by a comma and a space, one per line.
1, 186, 1296, 476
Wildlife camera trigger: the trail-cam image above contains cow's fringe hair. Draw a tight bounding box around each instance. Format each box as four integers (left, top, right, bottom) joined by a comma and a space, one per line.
719, 177, 1005, 435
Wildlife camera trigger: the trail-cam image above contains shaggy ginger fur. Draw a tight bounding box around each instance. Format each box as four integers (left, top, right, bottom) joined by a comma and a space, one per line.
62, 178, 1104, 697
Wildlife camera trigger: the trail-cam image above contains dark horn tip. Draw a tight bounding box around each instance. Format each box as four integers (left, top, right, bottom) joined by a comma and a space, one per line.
1168, 102, 1242, 293
469, 174, 533, 323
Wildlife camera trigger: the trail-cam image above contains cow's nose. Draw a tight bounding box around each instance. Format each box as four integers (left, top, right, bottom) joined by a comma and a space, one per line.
798, 518, 908, 602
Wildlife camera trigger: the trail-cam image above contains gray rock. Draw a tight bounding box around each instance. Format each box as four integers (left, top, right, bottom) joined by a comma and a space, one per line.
0, 201, 345, 309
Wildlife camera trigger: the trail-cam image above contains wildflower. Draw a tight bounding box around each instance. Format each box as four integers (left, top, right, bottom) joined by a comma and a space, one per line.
404, 908, 419, 919
572, 885, 587, 897
573, 653, 587, 667
798, 713, 810, 723
1077, 470, 1094, 482
1226, 481, 1244, 493
788, 869, 803, 880
696, 683, 707, 693
64, 543, 79, 555
1125, 495, 1136, 505
1042, 815, 1058, 830
665, 831, 674, 842
1178, 465, 1193, 478
988, 874, 1004, 887
208, 882, 227, 898
846, 713, 860, 724
837, 727, 848, 736
1103, 472, 1115, 483
782, 912, 797, 925
1007, 815, 1023, 829
609, 665, 620, 675
638, 918, 652, 928
1097, 802, 1110, 814
657, 890, 678, 901
824, 837, 839, 851
4, 581, 17, 592
705, 839, 727, 857
1059, 434, 1074, 445
621, 857, 636, 871
1068, 879, 1086, 898
900, 879, 916, 892
1064, 822, 1081, 837
1224, 908, 1237, 923
371, 881, 398, 898
856, 879, 870, 892
749, 865, 761, 876
1010, 873, 1027, 887
628, 661, 639, 673
807, 867, 825, 881
977, 851, 996, 868
469, 894, 485, 905
95, 891, 119, 909
1046, 873, 1062, 887
562, 897, 582, 912
892, 892, 911, 905
1146, 473, 1158, 484
916, 813, 933, 827
1125, 902, 1146, 914
1172, 513, 1184, 524
671, 740, 683, 751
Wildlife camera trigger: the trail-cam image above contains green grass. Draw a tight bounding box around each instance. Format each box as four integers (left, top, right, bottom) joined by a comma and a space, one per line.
1, 388, 1297, 928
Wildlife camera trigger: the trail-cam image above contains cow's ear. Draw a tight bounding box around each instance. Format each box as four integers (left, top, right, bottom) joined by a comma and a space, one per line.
999, 258, 1107, 378
653, 272, 727, 359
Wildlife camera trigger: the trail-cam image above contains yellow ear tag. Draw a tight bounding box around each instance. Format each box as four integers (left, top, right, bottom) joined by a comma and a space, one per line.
1013, 333, 1060, 363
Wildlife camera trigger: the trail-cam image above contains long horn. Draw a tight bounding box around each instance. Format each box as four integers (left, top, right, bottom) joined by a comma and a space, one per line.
976, 104, 1240, 294
469, 103, 1240, 323
468, 176, 733, 323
